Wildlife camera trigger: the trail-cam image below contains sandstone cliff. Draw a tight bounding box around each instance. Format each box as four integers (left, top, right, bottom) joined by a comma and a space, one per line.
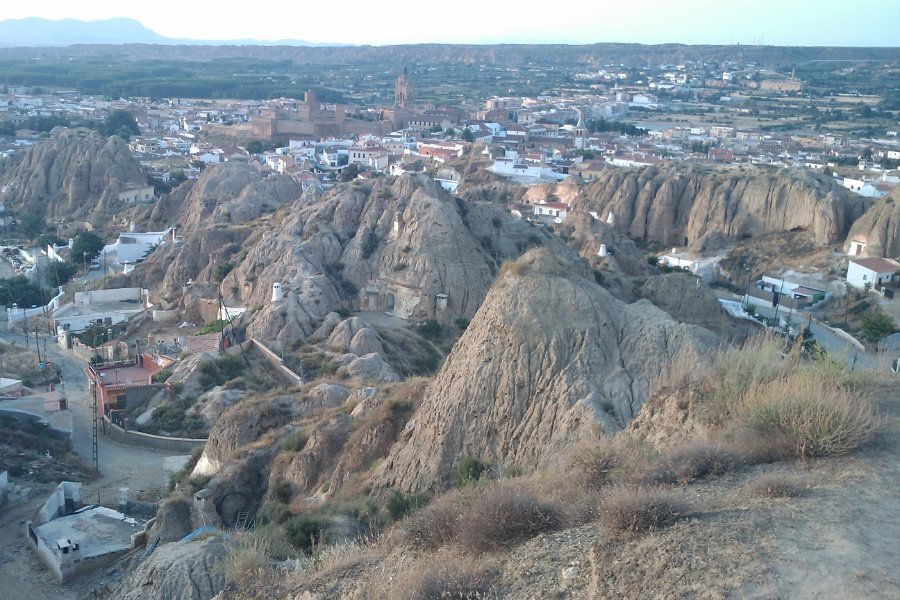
0, 128, 146, 226
115, 537, 226, 600
374, 248, 716, 493
141, 159, 302, 233
569, 164, 866, 252
844, 186, 900, 257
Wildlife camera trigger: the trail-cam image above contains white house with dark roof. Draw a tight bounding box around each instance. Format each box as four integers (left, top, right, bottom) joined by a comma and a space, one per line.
846, 257, 900, 290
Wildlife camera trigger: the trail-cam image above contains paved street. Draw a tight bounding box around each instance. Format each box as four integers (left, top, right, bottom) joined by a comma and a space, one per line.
0, 322, 189, 493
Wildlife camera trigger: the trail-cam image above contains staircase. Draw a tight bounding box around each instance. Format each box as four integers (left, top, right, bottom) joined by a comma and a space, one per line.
234, 511, 251, 530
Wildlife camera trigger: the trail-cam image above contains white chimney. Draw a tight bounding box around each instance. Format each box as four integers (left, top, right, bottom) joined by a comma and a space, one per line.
606, 212, 616, 226
68, 238, 74, 249
598, 244, 608, 257
272, 282, 283, 303
129, 221, 136, 232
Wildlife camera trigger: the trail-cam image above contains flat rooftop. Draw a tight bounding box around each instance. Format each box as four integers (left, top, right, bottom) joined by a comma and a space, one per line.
54, 299, 145, 319
35, 506, 144, 560
95, 364, 155, 386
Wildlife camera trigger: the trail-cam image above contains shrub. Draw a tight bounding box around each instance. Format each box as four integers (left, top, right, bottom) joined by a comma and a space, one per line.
400, 493, 462, 550
222, 530, 275, 585
212, 262, 234, 282
736, 372, 876, 458
417, 319, 442, 340
196, 319, 229, 335
499, 258, 528, 278
600, 486, 688, 534
454, 317, 470, 331
272, 479, 292, 503
150, 369, 172, 383
455, 483, 563, 552
861, 310, 896, 341
454, 456, 486, 487
572, 441, 622, 488
748, 474, 804, 498
361, 228, 379, 259
388, 561, 493, 600
280, 430, 308, 452
643, 442, 744, 485
385, 489, 429, 522
393, 262, 408, 272
284, 513, 327, 554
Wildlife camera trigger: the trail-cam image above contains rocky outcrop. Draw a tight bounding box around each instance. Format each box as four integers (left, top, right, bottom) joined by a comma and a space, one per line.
374, 248, 716, 493
569, 164, 867, 251
142, 159, 301, 233
192, 397, 293, 478
0, 128, 146, 226
844, 187, 900, 257
640, 273, 735, 334
116, 537, 226, 600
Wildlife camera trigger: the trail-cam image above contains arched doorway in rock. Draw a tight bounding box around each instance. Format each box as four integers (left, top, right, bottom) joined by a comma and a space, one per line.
385, 293, 395, 314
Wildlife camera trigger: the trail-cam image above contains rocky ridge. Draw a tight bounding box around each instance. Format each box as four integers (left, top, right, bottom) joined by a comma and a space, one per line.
374, 248, 717, 493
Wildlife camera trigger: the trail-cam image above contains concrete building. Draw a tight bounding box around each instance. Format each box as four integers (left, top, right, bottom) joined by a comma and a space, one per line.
53, 287, 151, 334
26, 481, 150, 583
846, 257, 900, 291
103, 227, 174, 266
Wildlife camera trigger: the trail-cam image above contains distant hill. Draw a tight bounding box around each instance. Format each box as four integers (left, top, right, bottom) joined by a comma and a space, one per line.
0, 17, 169, 47
0, 17, 339, 47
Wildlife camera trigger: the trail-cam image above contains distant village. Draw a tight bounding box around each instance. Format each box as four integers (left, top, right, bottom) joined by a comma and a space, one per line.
0, 60, 897, 201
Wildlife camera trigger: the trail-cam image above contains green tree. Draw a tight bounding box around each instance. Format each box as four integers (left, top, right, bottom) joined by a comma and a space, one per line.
45, 261, 77, 287
16, 213, 44, 238
101, 110, 139, 137
0, 276, 44, 308
462, 127, 475, 142
862, 310, 896, 342
170, 169, 187, 185
341, 163, 359, 182
246, 140, 264, 154
70, 231, 105, 266
78, 323, 109, 348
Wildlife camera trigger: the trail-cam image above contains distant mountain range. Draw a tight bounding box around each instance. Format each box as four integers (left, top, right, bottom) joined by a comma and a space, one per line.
0, 17, 340, 47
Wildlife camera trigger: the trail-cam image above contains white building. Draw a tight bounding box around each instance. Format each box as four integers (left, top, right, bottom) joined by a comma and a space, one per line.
117, 186, 155, 204
846, 257, 900, 290
532, 202, 568, 222
103, 227, 173, 265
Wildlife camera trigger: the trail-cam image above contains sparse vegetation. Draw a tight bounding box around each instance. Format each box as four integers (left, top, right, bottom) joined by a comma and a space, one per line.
196, 319, 229, 335
748, 473, 804, 498
280, 429, 309, 452
454, 482, 563, 552
454, 455, 487, 487
600, 486, 688, 534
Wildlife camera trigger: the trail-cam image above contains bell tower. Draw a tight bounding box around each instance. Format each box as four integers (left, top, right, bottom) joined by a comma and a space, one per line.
394, 67, 413, 109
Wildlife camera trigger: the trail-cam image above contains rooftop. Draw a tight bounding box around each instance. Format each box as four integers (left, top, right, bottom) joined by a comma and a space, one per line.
34, 506, 143, 561
851, 257, 900, 273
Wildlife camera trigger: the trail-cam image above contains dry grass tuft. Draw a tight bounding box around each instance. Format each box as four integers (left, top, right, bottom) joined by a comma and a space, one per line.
222, 529, 275, 585
643, 442, 745, 484
387, 559, 494, 600
736, 371, 876, 458
748, 473, 805, 498
600, 486, 689, 534
399, 490, 465, 550
454, 481, 563, 553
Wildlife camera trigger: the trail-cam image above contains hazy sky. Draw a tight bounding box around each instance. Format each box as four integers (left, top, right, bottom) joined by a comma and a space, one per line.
1, 0, 898, 46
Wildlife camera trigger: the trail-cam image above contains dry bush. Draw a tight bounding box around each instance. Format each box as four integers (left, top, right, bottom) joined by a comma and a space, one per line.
399, 490, 465, 550
454, 481, 563, 553
725, 425, 797, 464
499, 258, 528, 278
649, 343, 706, 396
642, 441, 744, 484
748, 474, 804, 498
736, 371, 876, 458
571, 439, 623, 488
387, 559, 494, 600
705, 334, 790, 423
222, 529, 274, 585
600, 486, 689, 534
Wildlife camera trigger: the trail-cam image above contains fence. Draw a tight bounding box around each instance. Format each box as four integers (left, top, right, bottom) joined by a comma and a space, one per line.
248, 338, 303, 386
102, 415, 207, 452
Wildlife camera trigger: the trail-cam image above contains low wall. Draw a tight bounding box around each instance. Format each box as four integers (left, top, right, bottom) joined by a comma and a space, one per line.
249, 338, 303, 386
103, 416, 206, 452
815, 319, 866, 352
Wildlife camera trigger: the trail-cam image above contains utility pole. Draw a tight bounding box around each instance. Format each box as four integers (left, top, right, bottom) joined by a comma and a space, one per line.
90, 378, 99, 473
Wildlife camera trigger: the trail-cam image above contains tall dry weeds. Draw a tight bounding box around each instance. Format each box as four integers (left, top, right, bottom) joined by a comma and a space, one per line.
735, 371, 876, 458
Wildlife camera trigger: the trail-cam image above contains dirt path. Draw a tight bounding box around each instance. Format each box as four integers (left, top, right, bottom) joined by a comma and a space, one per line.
759, 383, 900, 598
